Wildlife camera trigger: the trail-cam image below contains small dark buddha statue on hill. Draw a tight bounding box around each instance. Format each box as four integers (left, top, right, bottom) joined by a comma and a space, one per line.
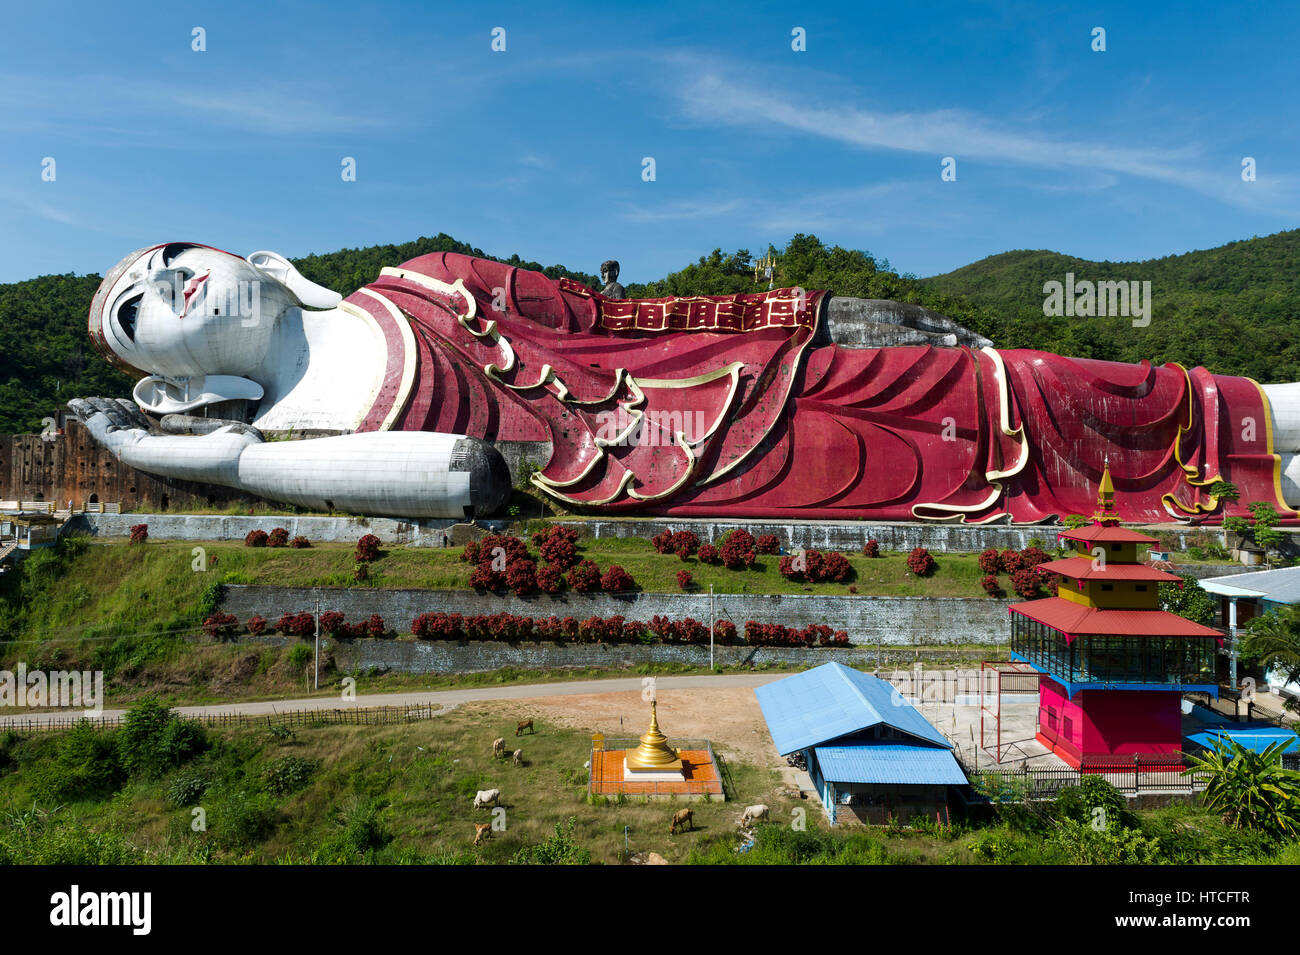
600, 260, 626, 300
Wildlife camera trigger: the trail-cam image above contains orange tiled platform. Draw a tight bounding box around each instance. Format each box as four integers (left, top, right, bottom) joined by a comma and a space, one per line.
590, 749, 724, 797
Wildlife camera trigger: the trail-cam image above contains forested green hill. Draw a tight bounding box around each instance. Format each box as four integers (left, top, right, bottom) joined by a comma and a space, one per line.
2, 229, 1296, 434
921, 230, 1300, 382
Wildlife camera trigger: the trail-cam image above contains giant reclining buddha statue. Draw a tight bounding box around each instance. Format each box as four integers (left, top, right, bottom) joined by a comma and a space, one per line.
70, 242, 1300, 524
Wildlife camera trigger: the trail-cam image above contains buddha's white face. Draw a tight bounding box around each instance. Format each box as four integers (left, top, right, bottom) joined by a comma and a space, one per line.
100, 244, 294, 378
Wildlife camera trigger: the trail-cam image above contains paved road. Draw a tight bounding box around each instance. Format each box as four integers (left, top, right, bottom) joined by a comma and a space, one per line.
0, 673, 789, 726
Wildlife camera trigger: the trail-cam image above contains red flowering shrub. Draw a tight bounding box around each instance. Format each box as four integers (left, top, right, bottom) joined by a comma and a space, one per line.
246, 614, 268, 636
505, 558, 538, 596
978, 547, 1001, 574
567, 559, 602, 593
290, 536, 311, 548
411, 612, 464, 640
906, 547, 936, 576
353, 562, 370, 583
267, 527, 289, 548
129, 524, 148, 544
1010, 568, 1042, 599
537, 527, 580, 569
820, 552, 852, 583
651, 529, 675, 554
671, 530, 700, 560
755, 534, 779, 555
600, 565, 636, 592
998, 548, 1024, 573
536, 563, 565, 594
244, 529, 268, 548
354, 534, 381, 562
318, 611, 345, 635
981, 574, 1004, 596
862, 539, 880, 558
713, 620, 737, 644
202, 612, 239, 639
275, 612, 315, 638
469, 561, 504, 591
1020, 546, 1050, 568
697, 544, 720, 564
719, 529, 757, 569
676, 570, 693, 590
780, 549, 852, 583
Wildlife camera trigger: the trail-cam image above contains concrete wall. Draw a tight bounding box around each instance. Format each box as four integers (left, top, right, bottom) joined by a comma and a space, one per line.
219, 584, 1013, 646
334, 639, 979, 675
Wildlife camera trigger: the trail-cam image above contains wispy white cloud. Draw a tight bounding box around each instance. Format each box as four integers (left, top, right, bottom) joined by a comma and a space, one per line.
666, 63, 1296, 215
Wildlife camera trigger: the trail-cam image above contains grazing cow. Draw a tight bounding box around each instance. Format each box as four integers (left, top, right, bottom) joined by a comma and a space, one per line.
473, 823, 492, 847
669, 807, 694, 835
492, 737, 506, 759
473, 789, 501, 809
516, 719, 534, 736
512, 749, 522, 767
740, 804, 770, 827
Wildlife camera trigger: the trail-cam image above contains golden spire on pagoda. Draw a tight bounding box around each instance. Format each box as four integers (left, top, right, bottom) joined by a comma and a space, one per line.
1093, 457, 1119, 525
625, 700, 683, 771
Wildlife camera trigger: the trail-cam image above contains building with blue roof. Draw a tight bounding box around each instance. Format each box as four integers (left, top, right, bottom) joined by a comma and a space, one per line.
755, 662, 967, 825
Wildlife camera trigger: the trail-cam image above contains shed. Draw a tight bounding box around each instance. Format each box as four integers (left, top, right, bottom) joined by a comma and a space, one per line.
756, 662, 966, 825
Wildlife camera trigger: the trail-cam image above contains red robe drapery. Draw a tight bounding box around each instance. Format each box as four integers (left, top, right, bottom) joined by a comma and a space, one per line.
342, 252, 1294, 524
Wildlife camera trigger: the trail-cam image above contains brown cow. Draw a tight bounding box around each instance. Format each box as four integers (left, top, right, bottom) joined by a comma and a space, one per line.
669, 808, 694, 835
516, 719, 534, 736
473, 823, 492, 847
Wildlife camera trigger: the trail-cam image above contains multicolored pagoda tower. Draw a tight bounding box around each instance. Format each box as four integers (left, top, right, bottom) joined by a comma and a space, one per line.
1008, 466, 1222, 768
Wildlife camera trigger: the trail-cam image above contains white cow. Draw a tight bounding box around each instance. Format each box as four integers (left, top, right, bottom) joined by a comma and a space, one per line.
492, 737, 506, 759
740, 804, 770, 827
473, 789, 501, 809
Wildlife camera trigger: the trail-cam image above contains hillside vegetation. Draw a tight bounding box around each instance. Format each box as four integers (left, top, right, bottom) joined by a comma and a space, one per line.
5, 228, 1299, 434
922, 229, 1300, 382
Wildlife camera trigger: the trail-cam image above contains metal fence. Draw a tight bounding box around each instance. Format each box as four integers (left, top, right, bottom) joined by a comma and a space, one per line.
588, 737, 725, 798
0, 703, 442, 733
963, 756, 1210, 798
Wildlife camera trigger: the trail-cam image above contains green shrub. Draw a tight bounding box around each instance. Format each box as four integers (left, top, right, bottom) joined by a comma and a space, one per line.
30, 721, 124, 802
117, 697, 209, 779
207, 788, 276, 850
287, 644, 312, 668
263, 755, 316, 796
312, 799, 392, 863
510, 817, 591, 865
166, 773, 209, 808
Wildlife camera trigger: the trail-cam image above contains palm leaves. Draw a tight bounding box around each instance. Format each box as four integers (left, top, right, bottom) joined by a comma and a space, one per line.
1183, 739, 1300, 838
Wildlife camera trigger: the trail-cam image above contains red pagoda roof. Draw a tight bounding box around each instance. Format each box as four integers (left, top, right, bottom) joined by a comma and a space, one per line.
1009, 598, 1222, 640
1036, 557, 1183, 583
1057, 524, 1158, 545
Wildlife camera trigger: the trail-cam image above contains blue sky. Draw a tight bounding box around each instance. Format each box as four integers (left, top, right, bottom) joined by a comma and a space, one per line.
0, 0, 1297, 285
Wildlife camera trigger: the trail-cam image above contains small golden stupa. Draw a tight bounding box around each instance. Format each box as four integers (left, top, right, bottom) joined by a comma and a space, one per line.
623, 700, 684, 778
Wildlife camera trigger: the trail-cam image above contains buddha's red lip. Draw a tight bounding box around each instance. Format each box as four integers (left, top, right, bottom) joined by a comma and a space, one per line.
179, 271, 210, 318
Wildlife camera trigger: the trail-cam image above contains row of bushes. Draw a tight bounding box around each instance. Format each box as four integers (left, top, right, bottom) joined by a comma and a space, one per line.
207, 610, 849, 646
244, 528, 311, 548
410, 611, 849, 646
461, 528, 637, 596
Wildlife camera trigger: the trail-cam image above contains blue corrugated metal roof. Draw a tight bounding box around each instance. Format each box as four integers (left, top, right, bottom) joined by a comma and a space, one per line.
754, 661, 952, 755
813, 743, 969, 785
1186, 726, 1299, 755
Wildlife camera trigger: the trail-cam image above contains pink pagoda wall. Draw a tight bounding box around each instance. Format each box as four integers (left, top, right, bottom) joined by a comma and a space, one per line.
1036, 677, 1183, 767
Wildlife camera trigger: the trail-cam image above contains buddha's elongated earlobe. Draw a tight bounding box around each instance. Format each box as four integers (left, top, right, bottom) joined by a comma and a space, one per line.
246, 250, 343, 309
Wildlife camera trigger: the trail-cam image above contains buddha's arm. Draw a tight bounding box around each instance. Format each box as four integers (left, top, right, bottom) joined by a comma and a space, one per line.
68, 399, 509, 518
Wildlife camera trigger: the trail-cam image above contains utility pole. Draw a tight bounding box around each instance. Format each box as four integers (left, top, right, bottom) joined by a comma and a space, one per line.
709, 584, 715, 671
314, 593, 321, 691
